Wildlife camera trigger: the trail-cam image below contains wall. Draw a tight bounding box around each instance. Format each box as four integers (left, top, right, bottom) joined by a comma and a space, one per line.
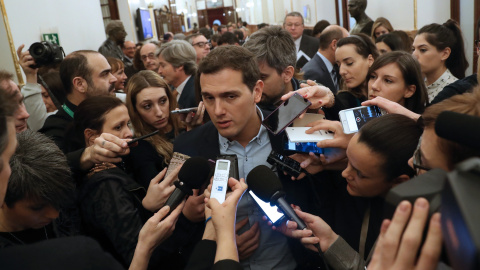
0, 5, 18, 82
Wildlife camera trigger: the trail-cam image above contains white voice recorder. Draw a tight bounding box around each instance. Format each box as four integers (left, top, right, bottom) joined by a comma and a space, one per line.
210, 159, 231, 204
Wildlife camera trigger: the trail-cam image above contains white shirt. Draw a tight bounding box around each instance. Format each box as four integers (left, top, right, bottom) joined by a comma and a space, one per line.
175, 75, 191, 102
294, 36, 302, 53
426, 69, 457, 103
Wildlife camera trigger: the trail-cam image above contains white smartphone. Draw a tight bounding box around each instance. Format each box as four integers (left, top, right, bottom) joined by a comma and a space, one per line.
285, 127, 334, 143
338, 105, 386, 134
249, 190, 285, 225
210, 159, 231, 204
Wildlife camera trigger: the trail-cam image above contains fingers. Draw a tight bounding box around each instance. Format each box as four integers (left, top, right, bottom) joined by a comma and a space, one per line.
281, 90, 299, 101
299, 236, 320, 246
235, 217, 249, 233
396, 198, 430, 265
17, 44, 25, 58
161, 166, 181, 186
416, 213, 442, 270
381, 200, 412, 264
151, 168, 167, 186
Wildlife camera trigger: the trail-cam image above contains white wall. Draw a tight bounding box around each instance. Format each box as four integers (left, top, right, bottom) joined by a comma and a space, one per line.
0, 8, 18, 82
118, 0, 137, 44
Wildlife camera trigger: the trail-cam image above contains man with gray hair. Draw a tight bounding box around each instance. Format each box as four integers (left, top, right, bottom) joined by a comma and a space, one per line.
185, 33, 211, 64
243, 26, 300, 110
302, 25, 349, 93
283, 12, 319, 69
98, 20, 127, 61
156, 40, 198, 108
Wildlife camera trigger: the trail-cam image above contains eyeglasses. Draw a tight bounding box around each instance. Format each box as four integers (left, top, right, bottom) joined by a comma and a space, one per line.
141, 53, 156, 61
285, 23, 303, 28
412, 137, 431, 174
192, 42, 212, 48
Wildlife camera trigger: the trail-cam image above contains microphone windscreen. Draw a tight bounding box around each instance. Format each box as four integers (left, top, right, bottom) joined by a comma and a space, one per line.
435, 111, 480, 151
247, 165, 283, 202
178, 156, 211, 189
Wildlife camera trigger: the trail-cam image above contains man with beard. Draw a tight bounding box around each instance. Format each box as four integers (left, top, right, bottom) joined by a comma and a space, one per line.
243, 26, 300, 110
98, 20, 127, 61
40, 51, 128, 178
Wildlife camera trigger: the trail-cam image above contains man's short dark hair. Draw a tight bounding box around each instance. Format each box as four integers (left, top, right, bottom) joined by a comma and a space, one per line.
218, 32, 239, 46
196, 45, 260, 95
319, 27, 344, 50
233, 29, 244, 41
60, 50, 99, 95
243, 26, 296, 75
185, 33, 203, 45
6, 130, 74, 209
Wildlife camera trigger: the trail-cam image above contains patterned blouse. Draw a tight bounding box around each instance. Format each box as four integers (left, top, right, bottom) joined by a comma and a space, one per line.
426, 69, 458, 103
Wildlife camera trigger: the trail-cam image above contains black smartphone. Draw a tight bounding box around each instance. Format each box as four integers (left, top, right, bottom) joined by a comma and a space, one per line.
249, 190, 286, 225
217, 154, 239, 179
262, 93, 311, 135
127, 130, 159, 145
170, 107, 198, 114
283, 139, 324, 155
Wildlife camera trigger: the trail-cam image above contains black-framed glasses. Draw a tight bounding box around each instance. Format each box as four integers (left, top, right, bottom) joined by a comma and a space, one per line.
412, 137, 431, 174
192, 42, 212, 48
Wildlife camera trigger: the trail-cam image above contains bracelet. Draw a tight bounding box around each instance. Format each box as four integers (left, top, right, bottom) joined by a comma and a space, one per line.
205, 216, 212, 225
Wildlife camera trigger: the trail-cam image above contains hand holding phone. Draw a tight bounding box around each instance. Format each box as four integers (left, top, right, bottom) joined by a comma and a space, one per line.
262, 93, 311, 135
170, 107, 198, 114
249, 190, 285, 225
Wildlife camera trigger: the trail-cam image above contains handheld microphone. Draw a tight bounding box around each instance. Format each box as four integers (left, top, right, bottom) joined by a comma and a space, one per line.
164, 156, 211, 211
247, 165, 307, 230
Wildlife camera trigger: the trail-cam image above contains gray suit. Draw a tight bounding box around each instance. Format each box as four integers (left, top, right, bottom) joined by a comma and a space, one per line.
302, 53, 339, 93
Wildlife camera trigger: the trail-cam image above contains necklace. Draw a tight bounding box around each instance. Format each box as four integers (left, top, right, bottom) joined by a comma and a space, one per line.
6, 226, 49, 245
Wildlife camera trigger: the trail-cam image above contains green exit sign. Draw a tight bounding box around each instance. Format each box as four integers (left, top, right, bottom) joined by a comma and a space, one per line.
42, 33, 59, 45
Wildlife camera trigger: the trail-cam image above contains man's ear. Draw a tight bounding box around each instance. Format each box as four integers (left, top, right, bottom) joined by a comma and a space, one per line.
391, 174, 411, 188
253, 80, 264, 103
73, 77, 87, 94
84, 128, 99, 147
331, 39, 338, 51
282, 66, 295, 84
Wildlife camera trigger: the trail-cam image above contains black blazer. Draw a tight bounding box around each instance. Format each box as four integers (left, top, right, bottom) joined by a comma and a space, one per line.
178, 75, 197, 109
302, 53, 338, 93
296, 34, 319, 69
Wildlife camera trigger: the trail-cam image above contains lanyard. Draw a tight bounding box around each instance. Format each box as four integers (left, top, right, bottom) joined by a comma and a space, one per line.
62, 104, 74, 118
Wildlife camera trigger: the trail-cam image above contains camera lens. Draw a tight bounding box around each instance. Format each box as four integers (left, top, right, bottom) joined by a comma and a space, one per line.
33, 46, 44, 56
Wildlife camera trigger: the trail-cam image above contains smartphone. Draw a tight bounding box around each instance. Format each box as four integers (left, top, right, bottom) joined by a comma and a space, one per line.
127, 130, 159, 145
249, 190, 285, 225
262, 93, 312, 135
284, 140, 324, 155
210, 159, 230, 204
285, 127, 334, 143
170, 107, 198, 114
338, 105, 386, 134
217, 154, 239, 180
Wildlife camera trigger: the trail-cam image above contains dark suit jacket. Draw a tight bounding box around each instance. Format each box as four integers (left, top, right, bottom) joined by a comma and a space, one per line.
296, 34, 320, 69
173, 117, 323, 269
178, 75, 197, 109
302, 53, 338, 93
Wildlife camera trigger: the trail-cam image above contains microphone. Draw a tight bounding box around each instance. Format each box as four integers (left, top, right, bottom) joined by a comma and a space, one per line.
435, 111, 480, 151
164, 156, 211, 211
247, 165, 307, 230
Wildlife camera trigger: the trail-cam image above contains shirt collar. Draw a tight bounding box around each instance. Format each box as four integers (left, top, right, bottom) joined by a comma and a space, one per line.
317, 51, 334, 73
219, 106, 268, 150
427, 69, 453, 88
175, 75, 191, 101
294, 36, 302, 52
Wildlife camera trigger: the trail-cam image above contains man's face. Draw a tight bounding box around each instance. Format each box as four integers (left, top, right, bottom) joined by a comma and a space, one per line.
0, 119, 16, 204
0, 80, 29, 133
228, 26, 234, 33
284, 16, 304, 40
220, 27, 228, 34
157, 55, 182, 87
140, 44, 160, 71
191, 35, 211, 62
348, 0, 362, 18
2, 198, 59, 230
85, 53, 117, 97
123, 41, 136, 59
200, 68, 262, 144
258, 61, 288, 107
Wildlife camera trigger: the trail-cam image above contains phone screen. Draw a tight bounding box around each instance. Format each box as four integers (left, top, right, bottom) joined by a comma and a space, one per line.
284, 140, 323, 154
262, 93, 311, 135
249, 190, 285, 224
344, 106, 383, 132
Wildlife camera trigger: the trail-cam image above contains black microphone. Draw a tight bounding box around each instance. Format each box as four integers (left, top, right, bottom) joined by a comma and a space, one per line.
164, 156, 211, 211
247, 165, 307, 230
435, 111, 480, 151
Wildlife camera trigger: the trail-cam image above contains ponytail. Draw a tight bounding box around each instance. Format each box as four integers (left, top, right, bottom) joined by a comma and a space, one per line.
417, 19, 468, 79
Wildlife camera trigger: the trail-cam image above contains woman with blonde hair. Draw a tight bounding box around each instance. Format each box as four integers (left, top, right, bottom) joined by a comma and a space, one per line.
371, 17, 393, 40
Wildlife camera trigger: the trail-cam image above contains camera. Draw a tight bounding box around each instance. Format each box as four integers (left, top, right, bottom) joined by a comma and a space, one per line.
267, 150, 304, 178
28, 41, 65, 69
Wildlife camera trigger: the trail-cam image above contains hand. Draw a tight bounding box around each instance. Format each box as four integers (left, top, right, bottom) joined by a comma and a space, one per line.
287, 207, 338, 253
183, 101, 205, 131
182, 189, 205, 223
17, 44, 38, 83
368, 198, 442, 270
281, 85, 334, 111
362, 97, 420, 121
235, 218, 260, 260
306, 119, 353, 149
142, 166, 180, 212
80, 133, 130, 170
